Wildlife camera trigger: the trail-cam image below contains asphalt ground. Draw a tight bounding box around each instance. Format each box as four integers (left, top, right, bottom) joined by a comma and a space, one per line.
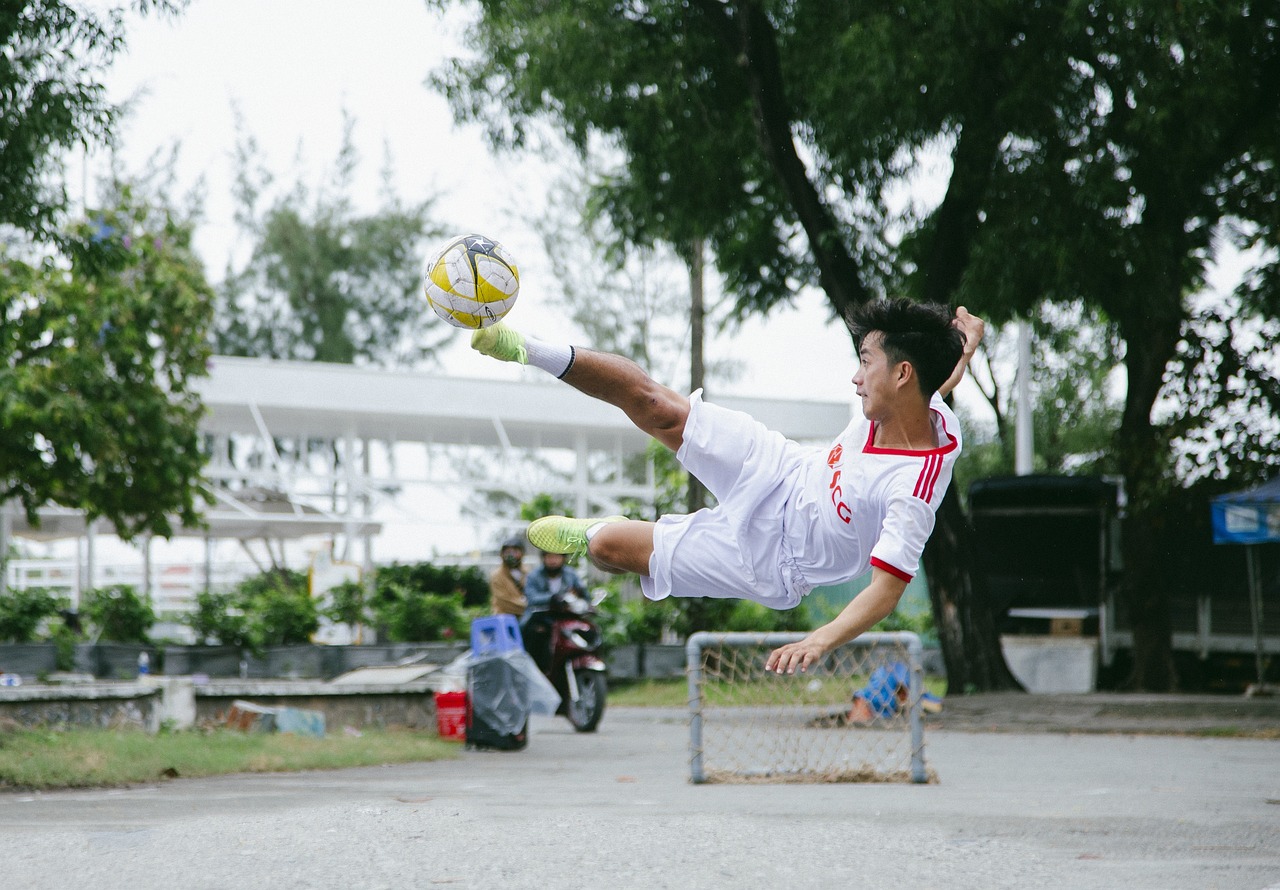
2, 696, 1278, 890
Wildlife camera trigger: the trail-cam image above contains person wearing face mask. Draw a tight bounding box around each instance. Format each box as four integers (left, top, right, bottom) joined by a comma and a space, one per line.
521, 549, 586, 673
488, 535, 528, 617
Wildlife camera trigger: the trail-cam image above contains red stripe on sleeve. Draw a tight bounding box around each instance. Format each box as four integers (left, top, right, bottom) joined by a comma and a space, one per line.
870, 557, 914, 583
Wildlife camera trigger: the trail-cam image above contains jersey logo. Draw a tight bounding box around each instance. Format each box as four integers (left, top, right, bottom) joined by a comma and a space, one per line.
828, 467, 852, 524
826, 444, 843, 467
913, 453, 944, 501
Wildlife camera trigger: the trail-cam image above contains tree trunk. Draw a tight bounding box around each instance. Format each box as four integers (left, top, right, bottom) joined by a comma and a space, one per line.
1117, 505, 1177, 690
1113, 313, 1183, 691
922, 487, 1021, 694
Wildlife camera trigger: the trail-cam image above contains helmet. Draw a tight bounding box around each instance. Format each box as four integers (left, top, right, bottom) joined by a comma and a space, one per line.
500, 534, 526, 552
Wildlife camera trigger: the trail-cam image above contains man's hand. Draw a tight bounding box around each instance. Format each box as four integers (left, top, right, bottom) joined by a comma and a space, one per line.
938, 305, 986, 397
766, 635, 830, 675
954, 305, 985, 357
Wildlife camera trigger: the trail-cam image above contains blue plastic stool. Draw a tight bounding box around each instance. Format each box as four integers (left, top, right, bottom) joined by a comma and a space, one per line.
471, 614, 524, 655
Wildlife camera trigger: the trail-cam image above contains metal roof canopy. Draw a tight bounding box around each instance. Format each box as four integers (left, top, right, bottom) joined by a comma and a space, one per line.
6, 357, 853, 563
195, 355, 854, 449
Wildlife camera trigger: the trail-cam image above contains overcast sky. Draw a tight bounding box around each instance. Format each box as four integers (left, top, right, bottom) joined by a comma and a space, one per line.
96, 0, 867, 407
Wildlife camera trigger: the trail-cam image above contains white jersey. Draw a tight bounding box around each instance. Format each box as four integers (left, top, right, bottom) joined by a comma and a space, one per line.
783, 392, 961, 587
642, 391, 961, 609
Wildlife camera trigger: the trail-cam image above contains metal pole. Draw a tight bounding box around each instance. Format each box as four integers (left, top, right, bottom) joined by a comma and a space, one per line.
1015, 321, 1034, 475
686, 632, 706, 784
907, 634, 927, 783
1246, 546, 1265, 688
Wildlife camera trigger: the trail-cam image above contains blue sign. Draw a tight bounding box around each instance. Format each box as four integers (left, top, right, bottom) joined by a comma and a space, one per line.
1212, 477, 1280, 545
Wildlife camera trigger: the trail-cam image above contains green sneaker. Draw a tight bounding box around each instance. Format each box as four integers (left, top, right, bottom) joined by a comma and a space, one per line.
527, 515, 626, 555
470, 322, 527, 364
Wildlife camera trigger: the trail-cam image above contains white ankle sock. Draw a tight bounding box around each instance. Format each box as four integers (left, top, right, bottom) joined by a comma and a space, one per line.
525, 337, 575, 378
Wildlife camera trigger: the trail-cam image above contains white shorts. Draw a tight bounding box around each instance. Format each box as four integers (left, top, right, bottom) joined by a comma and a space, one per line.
640, 391, 813, 610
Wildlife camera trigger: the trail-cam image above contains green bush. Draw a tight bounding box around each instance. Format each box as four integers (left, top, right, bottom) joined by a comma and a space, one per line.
186, 590, 249, 648
235, 569, 317, 650
373, 562, 489, 609
596, 587, 814, 647
0, 587, 66, 643
182, 569, 317, 652
375, 585, 473, 643
82, 584, 155, 643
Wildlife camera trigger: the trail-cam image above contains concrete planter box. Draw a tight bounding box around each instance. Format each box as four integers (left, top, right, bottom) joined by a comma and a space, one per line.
607, 644, 641, 680
163, 645, 244, 678
640, 644, 688, 679
74, 643, 156, 681
160, 643, 470, 680
0, 643, 60, 680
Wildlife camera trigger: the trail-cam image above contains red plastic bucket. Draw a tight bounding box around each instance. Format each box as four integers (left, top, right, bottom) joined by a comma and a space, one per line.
434, 690, 468, 742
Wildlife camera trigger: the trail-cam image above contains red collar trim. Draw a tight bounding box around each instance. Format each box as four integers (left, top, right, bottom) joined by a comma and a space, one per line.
863, 408, 959, 456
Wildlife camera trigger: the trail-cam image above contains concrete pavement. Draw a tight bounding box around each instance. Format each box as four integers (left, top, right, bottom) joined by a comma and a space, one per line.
1, 705, 1278, 890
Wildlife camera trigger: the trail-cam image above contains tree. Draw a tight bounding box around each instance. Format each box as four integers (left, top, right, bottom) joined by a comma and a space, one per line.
431, 0, 1280, 690
0, 1, 185, 239
1, 185, 215, 539
216, 114, 450, 367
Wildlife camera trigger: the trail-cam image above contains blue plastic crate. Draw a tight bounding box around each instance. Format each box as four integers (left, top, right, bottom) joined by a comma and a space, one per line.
471, 614, 523, 655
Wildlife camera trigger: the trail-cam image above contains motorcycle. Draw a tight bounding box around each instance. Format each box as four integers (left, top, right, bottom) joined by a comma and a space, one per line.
543, 588, 608, 732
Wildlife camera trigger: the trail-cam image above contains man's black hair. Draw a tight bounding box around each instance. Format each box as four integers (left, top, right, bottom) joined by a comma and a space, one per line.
844, 299, 964, 396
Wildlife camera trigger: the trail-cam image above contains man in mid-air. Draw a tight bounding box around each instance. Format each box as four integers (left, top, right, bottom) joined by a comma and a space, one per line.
472, 298, 983, 675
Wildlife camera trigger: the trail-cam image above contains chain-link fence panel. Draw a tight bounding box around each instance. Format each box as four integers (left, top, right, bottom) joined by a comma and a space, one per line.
687, 631, 932, 784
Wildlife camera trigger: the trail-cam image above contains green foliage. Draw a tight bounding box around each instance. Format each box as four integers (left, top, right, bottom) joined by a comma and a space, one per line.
373, 562, 489, 610
216, 114, 448, 367
597, 596, 677, 647
0, 587, 66, 643
186, 591, 249, 648
722, 600, 812, 635
81, 584, 156, 644
0, 1, 185, 238
376, 586, 472, 644
323, 580, 368, 630
362, 562, 488, 642
597, 590, 812, 647
232, 569, 317, 650
1, 184, 214, 540
520, 493, 572, 524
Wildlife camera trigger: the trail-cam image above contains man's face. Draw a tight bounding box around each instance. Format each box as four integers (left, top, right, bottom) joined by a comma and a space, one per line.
852, 331, 903, 421
541, 552, 565, 576
501, 547, 524, 568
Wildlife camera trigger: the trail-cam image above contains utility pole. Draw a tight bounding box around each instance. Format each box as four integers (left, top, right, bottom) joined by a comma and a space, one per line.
688, 237, 707, 512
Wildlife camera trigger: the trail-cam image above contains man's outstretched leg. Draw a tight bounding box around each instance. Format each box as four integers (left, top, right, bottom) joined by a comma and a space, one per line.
472, 322, 689, 452
472, 322, 680, 576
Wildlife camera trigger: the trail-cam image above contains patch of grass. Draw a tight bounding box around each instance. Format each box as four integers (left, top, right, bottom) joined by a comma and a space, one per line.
610, 678, 691, 707
0, 727, 459, 792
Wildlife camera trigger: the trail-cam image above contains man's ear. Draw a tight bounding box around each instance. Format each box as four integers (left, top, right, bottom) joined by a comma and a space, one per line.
894, 360, 915, 389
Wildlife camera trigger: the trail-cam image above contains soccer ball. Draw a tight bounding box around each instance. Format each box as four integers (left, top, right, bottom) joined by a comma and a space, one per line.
422, 233, 520, 329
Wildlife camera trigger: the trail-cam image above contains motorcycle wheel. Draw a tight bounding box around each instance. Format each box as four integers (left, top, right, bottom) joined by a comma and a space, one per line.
566, 670, 607, 733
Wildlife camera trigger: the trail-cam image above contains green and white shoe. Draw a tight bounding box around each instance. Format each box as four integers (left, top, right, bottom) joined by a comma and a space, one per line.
470, 322, 528, 364
527, 515, 626, 556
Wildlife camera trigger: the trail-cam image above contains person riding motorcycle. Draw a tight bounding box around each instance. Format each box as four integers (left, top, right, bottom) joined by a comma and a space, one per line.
521, 549, 585, 673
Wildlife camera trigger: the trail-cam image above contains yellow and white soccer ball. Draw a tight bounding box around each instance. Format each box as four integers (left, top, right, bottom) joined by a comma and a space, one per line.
422, 233, 520, 329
